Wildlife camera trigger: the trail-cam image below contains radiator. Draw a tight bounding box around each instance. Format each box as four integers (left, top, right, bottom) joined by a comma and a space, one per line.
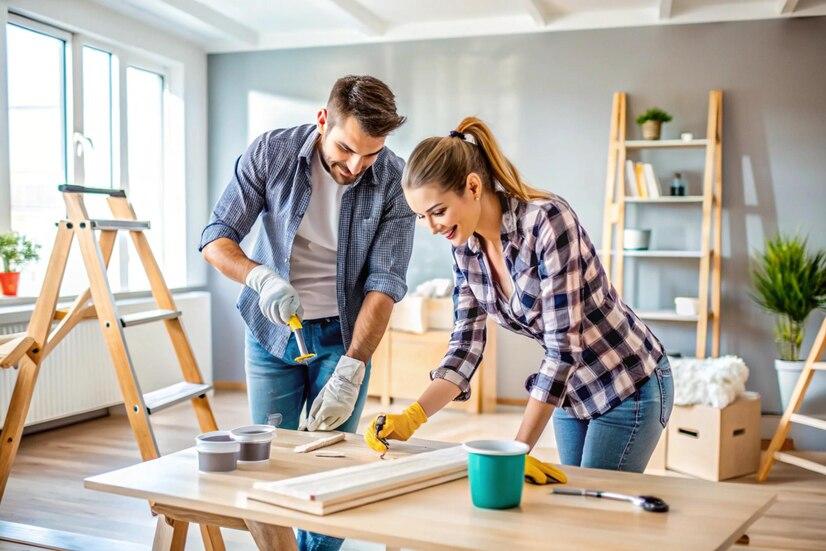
0, 291, 212, 428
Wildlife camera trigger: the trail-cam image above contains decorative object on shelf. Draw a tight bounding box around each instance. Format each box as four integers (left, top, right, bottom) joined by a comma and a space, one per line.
601, 90, 723, 359
750, 233, 826, 411
670, 172, 687, 196
635, 107, 673, 140
670, 355, 749, 408
0, 231, 40, 296
674, 297, 700, 317
680, 132, 694, 141
623, 229, 651, 251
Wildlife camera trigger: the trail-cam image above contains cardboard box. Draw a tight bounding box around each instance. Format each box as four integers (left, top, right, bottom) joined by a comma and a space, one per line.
666, 392, 761, 481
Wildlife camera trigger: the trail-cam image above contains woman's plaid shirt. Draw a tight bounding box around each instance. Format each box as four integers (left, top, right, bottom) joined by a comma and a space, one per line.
431, 190, 665, 419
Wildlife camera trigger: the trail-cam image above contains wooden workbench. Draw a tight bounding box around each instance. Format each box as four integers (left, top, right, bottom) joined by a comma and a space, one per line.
85, 430, 775, 550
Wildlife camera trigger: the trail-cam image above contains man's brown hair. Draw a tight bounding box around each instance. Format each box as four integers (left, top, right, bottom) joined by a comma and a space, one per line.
327, 75, 406, 137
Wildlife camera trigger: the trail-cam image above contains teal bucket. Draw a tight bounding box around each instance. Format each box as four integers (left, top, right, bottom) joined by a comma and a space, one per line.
463, 440, 529, 509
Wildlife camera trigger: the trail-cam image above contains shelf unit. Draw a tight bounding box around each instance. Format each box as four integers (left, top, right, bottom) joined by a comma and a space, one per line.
600, 90, 723, 358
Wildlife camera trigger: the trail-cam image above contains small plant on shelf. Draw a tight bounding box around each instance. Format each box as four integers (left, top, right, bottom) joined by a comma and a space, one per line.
0, 232, 40, 297
636, 107, 673, 140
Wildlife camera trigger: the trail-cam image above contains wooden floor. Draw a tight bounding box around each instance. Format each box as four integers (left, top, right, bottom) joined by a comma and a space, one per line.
1, 390, 824, 550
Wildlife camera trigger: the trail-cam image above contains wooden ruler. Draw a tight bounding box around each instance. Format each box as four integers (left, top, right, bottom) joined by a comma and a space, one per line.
247, 445, 467, 515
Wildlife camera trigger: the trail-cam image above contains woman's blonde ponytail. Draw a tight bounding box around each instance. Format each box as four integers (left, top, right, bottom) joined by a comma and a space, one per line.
403, 116, 549, 202
456, 117, 549, 201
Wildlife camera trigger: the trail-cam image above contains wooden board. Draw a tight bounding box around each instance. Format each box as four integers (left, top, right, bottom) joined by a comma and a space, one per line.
248, 446, 467, 515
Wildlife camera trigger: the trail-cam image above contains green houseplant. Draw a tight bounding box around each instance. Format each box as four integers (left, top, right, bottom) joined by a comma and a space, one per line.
0, 232, 40, 297
636, 107, 673, 140
750, 234, 826, 411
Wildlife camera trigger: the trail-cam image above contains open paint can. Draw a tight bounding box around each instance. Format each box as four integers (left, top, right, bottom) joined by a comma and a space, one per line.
230, 425, 277, 462
196, 431, 240, 472
463, 440, 529, 509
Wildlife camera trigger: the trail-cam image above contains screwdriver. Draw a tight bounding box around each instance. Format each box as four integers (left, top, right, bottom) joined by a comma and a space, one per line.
288, 314, 316, 363
375, 414, 390, 459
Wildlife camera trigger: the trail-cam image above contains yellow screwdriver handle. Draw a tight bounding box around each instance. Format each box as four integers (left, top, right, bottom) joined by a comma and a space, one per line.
288, 314, 303, 331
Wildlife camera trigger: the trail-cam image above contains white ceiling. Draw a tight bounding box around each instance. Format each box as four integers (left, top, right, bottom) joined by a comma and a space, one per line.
91, 0, 826, 52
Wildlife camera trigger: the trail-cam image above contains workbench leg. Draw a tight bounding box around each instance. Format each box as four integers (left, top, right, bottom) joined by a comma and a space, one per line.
200, 524, 226, 551
153, 516, 189, 551
245, 520, 297, 551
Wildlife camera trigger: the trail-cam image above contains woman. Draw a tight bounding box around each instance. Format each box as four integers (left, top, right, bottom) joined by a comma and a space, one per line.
364, 118, 674, 479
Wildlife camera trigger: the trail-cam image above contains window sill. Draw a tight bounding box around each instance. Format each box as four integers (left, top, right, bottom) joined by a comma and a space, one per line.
0, 286, 208, 325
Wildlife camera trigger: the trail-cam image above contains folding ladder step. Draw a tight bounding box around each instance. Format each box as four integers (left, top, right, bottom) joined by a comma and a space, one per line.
144, 381, 212, 414
0, 334, 35, 368
790, 413, 826, 431
813, 362, 826, 371
58, 183, 127, 197
773, 451, 826, 476
89, 219, 151, 231
120, 309, 181, 327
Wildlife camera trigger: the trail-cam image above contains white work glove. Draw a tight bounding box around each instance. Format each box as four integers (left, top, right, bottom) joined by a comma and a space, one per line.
245, 265, 303, 325
302, 356, 366, 431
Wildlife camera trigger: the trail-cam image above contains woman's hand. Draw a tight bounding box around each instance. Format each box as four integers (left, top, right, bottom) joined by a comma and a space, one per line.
364, 402, 428, 452
524, 455, 567, 484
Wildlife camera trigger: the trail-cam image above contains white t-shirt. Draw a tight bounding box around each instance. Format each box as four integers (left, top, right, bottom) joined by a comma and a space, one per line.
290, 149, 345, 319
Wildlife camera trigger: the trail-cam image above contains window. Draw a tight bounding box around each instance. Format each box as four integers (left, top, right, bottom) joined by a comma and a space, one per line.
126, 66, 165, 290
6, 21, 70, 296
3, 15, 185, 298
81, 46, 114, 188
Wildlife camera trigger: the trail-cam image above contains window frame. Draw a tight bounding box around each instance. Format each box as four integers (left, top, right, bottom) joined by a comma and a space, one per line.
1, 12, 185, 304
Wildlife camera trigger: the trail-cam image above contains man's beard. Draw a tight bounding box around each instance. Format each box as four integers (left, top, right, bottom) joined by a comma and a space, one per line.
318, 139, 359, 185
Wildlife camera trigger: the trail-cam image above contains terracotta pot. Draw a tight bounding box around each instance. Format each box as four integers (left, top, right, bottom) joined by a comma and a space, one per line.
0, 272, 19, 296
642, 120, 662, 140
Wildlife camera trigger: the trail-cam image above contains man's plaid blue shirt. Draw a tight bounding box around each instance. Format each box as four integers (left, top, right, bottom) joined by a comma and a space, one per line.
432, 188, 665, 419
199, 125, 415, 358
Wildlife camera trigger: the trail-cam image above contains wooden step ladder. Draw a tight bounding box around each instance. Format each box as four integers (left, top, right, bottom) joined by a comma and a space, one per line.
0, 184, 223, 549
758, 316, 826, 481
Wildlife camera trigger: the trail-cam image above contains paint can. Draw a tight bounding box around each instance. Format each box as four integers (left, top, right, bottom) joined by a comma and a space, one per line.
196, 431, 240, 472
230, 424, 277, 462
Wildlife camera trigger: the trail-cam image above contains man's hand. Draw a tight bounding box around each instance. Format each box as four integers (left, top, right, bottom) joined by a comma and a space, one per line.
245, 265, 303, 325
303, 356, 366, 431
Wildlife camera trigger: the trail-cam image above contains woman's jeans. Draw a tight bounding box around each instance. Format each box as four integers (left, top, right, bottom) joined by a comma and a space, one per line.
245, 318, 371, 551
553, 356, 674, 473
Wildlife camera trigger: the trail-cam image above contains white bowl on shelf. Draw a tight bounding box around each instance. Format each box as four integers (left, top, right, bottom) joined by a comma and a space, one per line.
674, 297, 700, 316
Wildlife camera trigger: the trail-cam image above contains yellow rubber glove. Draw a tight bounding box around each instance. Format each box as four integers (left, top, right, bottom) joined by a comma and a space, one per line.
364, 402, 428, 453
524, 455, 568, 485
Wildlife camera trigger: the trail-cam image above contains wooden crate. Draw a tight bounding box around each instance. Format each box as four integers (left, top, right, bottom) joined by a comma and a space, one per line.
666, 392, 761, 480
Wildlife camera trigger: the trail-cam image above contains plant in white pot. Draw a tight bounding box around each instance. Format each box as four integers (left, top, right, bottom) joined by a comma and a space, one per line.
0, 232, 40, 297
750, 234, 826, 412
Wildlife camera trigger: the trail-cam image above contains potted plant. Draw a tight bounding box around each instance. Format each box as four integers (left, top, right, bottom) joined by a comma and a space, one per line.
750, 234, 826, 412
0, 232, 40, 297
636, 107, 673, 140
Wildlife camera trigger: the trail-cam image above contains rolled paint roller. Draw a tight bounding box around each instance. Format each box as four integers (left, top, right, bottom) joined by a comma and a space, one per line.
289, 314, 316, 363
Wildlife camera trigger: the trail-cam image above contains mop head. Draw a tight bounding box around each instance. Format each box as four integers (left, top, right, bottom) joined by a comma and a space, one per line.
670, 355, 749, 408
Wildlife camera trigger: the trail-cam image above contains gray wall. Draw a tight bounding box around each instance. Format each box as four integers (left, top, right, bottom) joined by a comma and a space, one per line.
207, 18, 826, 439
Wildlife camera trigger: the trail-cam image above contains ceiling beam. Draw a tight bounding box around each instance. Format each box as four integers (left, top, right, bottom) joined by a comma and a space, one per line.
778, 0, 799, 14
327, 0, 388, 36
659, 0, 673, 20
158, 0, 258, 45
522, 0, 549, 26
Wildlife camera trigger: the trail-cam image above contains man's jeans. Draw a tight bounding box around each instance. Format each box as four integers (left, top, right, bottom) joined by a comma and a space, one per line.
245, 318, 371, 551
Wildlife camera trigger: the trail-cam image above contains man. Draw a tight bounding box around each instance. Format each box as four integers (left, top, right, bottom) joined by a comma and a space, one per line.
200, 75, 413, 550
